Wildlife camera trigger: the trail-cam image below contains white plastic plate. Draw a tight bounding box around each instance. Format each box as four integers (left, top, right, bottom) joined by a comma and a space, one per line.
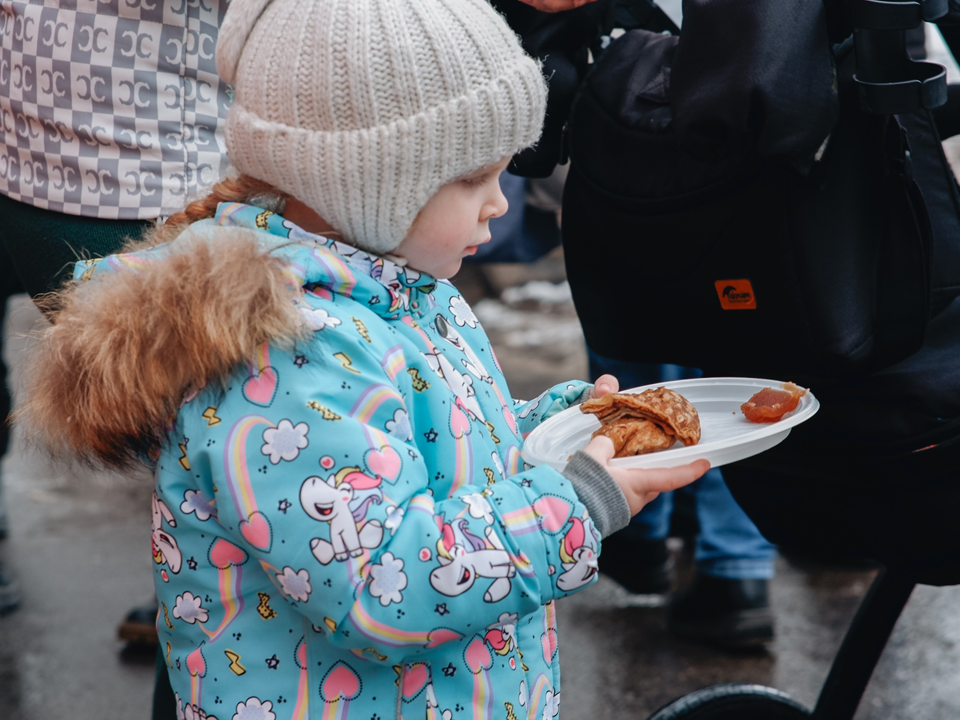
522, 377, 820, 472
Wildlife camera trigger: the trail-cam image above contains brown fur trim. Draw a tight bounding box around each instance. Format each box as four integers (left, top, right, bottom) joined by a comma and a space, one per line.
17, 227, 306, 470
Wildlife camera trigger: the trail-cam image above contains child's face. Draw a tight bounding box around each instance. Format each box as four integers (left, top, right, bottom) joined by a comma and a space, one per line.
395, 157, 510, 279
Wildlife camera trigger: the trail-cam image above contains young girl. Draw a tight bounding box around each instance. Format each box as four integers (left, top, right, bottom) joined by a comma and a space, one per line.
22, 0, 707, 717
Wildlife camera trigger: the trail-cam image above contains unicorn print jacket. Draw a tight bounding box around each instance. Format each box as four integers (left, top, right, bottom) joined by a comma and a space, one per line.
62, 203, 607, 720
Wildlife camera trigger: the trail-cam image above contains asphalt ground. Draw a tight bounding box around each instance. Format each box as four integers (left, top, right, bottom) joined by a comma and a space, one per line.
3, 261, 960, 719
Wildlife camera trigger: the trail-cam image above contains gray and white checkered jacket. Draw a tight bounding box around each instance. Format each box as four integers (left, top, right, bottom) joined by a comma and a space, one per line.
0, 0, 230, 219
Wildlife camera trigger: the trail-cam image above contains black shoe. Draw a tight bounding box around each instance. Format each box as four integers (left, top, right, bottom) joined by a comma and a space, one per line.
668, 574, 774, 650
118, 601, 160, 645
599, 526, 674, 595
0, 562, 20, 616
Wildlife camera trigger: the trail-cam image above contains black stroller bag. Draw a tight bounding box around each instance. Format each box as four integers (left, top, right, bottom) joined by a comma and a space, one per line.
561, 22, 960, 575
563, 29, 960, 380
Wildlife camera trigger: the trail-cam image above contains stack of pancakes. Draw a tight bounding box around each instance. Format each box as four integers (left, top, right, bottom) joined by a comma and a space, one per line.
580, 387, 701, 457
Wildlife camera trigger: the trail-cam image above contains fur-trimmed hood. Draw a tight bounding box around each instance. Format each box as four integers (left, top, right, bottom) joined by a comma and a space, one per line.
19, 203, 438, 469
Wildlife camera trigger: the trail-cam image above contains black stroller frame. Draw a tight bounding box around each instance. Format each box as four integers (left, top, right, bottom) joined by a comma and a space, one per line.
642, 1, 953, 717
646, 568, 921, 720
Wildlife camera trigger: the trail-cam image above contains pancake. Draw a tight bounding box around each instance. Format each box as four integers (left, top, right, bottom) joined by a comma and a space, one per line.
581, 387, 701, 457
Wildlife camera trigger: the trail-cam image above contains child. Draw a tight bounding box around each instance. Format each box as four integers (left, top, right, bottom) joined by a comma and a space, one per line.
22, 0, 707, 717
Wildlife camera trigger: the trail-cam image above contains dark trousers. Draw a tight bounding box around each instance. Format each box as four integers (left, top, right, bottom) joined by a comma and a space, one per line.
0, 194, 176, 719
0, 243, 23, 460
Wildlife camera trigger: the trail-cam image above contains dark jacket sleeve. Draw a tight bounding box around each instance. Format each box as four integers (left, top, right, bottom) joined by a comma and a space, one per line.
670, 0, 839, 163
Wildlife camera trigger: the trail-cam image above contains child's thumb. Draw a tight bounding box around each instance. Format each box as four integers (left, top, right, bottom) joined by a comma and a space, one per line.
580, 435, 616, 465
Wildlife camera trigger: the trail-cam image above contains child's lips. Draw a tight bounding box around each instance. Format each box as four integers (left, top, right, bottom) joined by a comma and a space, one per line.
465, 236, 491, 255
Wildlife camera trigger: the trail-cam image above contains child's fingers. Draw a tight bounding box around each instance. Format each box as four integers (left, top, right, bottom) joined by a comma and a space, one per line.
589, 374, 619, 399
620, 459, 710, 494
580, 434, 615, 463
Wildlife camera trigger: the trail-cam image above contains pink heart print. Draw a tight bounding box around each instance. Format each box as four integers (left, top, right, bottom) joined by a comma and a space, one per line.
401, 663, 429, 700
464, 636, 493, 674
321, 662, 362, 702
541, 628, 558, 663
242, 366, 278, 407
502, 405, 517, 434
186, 646, 207, 678
450, 401, 471, 439
365, 445, 401, 483
533, 496, 573, 534
209, 538, 249, 569
426, 628, 462, 649
239, 511, 272, 552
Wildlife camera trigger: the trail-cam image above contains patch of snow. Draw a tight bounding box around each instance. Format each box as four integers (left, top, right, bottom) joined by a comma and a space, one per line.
500, 281, 572, 306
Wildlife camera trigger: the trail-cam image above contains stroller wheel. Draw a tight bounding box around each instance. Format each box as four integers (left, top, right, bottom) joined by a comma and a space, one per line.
647, 684, 811, 720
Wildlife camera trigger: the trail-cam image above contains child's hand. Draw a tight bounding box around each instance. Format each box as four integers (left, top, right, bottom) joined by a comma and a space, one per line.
580, 435, 710, 516
517, 0, 599, 11
588, 374, 619, 400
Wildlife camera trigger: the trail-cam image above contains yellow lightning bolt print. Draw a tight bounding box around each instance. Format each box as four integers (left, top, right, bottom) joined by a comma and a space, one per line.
80, 262, 98, 282
202, 407, 221, 427
484, 420, 500, 444
505, 702, 519, 720
166, 642, 173, 668
224, 649, 246, 675
484, 468, 496, 486
162, 602, 174, 629
255, 210, 273, 230
306, 400, 342, 421
352, 317, 371, 342
361, 647, 388, 662
407, 368, 430, 392
333, 352, 362, 374
256, 592, 277, 620
178, 442, 190, 471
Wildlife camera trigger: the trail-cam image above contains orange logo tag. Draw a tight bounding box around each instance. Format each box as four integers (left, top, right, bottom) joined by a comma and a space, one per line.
715, 280, 757, 310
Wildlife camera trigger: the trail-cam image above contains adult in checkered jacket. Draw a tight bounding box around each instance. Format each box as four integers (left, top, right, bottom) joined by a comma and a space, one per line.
0, 0, 232, 716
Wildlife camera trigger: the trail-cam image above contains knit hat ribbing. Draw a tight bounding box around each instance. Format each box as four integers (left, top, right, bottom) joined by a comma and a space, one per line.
217, 0, 547, 254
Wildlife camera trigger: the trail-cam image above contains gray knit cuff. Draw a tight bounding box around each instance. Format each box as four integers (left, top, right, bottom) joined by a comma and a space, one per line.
562, 451, 631, 538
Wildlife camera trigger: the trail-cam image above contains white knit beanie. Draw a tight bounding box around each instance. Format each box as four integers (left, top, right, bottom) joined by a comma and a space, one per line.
217, 0, 547, 254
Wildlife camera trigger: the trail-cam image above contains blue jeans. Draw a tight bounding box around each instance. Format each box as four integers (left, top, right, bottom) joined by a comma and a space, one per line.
588, 351, 776, 580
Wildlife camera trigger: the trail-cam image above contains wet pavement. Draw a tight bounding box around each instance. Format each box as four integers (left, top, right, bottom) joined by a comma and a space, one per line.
2, 256, 960, 719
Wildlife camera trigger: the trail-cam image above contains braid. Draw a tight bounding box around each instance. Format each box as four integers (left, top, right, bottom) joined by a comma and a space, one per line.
130, 175, 291, 250
161, 175, 290, 239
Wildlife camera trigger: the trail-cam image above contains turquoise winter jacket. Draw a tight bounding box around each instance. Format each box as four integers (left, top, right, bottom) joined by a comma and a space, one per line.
75, 203, 602, 720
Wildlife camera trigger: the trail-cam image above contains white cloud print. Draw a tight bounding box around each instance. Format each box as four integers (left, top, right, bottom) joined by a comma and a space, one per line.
462, 492, 494, 524
261, 419, 309, 464
543, 690, 560, 720
173, 592, 208, 625
385, 408, 413, 441
178, 697, 218, 720
276, 567, 312, 603
181, 489, 216, 521
384, 505, 405, 535
300, 306, 342, 331
368, 552, 407, 606
233, 697, 276, 720
449, 295, 478, 328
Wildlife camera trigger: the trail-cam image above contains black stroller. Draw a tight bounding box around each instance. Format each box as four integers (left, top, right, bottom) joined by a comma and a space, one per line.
502, 0, 960, 717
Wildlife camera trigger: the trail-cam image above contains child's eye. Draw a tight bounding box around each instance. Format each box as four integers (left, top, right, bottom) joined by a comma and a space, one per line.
461, 174, 489, 188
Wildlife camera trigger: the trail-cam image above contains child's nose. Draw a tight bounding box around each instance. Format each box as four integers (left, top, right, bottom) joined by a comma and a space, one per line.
486, 184, 509, 220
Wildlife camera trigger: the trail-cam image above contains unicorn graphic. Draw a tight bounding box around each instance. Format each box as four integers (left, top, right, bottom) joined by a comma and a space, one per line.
430, 517, 515, 602
422, 347, 486, 422
372, 257, 409, 314
300, 467, 384, 564
484, 612, 518, 657
434, 313, 493, 385
152, 492, 182, 575
556, 517, 599, 592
